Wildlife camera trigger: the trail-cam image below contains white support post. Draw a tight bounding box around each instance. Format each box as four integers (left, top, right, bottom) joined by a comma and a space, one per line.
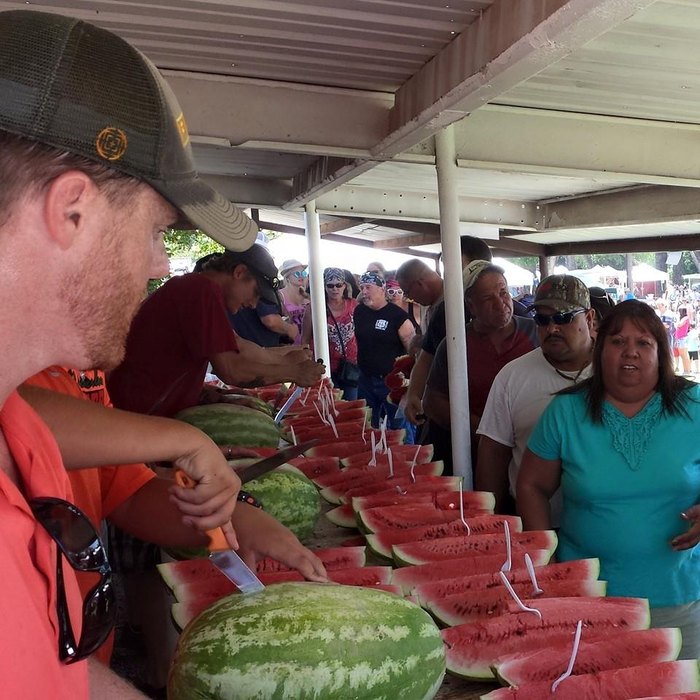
304, 201, 331, 373
435, 125, 472, 486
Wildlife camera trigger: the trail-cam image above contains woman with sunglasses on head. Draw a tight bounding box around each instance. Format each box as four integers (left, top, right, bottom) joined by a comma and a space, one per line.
278, 259, 310, 346
301, 268, 360, 400
386, 278, 421, 333
518, 300, 700, 659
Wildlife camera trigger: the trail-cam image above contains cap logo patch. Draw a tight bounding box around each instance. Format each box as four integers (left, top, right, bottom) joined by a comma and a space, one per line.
95, 127, 128, 161
175, 113, 190, 147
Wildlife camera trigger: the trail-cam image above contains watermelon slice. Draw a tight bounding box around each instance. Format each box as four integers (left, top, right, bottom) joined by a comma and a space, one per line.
413, 558, 600, 605
340, 474, 458, 503
391, 550, 553, 595
351, 492, 435, 512
493, 628, 682, 686
393, 530, 558, 566
428, 579, 607, 625
340, 443, 434, 468
293, 426, 406, 446
443, 596, 651, 680
366, 515, 523, 559
358, 504, 472, 533
286, 399, 367, 417
312, 460, 444, 489
481, 660, 700, 700
307, 439, 395, 459
435, 491, 496, 511
284, 407, 370, 429
325, 504, 357, 528
631, 694, 700, 699
288, 456, 340, 480
255, 546, 366, 574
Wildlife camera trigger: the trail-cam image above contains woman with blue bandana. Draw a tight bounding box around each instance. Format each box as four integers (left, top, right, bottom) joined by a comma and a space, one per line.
354, 271, 417, 434
302, 268, 360, 400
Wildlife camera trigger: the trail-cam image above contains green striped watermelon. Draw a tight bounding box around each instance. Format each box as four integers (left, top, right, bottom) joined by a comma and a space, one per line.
168, 582, 446, 700
175, 403, 281, 447
245, 466, 321, 541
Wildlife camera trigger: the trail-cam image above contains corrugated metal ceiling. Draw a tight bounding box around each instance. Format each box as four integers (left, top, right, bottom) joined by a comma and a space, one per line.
4, 0, 700, 256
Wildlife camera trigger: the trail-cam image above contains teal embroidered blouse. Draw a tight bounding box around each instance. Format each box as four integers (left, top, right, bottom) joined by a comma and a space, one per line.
528, 385, 700, 607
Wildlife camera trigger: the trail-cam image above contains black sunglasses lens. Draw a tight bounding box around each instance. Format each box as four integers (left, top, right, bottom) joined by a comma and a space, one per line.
65, 579, 116, 663
534, 311, 576, 326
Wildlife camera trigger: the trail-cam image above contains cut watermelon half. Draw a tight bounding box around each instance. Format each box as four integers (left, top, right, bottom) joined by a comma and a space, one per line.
393, 530, 558, 566
443, 596, 651, 680
413, 557, 600, 605
428, 579, 607, 625
493, 627, 682, 686
481, 660, 700, 700
340, 443, 434, 469
391, 550, 553, 595
366, 514, 523, 559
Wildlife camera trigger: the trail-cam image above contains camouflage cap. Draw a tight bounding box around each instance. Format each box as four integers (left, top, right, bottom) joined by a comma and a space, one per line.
533, 275, 590, 312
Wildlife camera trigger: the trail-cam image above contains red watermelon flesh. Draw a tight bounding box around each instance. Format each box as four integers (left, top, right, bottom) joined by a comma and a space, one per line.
442, 596, 651, 680
255, 546, 366, 573
287, 399, 367, 417
340, 443, 434, 468
429, 579, 607, 625
413, 558, 600, 604
351, 492, 435, 512
481, 660, 700, 700
393, 530, 558, 566
293, 425, 405, 445
283, 408, 369, 429
340, 474, 458, 502
288, 456, 340, 480
494, 627, 682, 686
366, 515, 523, 559
435, 491, 496, 511
325, 504, 357, 528
358, 504, 489, 533
630, 694, 700, 699
391, 550, 553, 594
313, 460, 444, 489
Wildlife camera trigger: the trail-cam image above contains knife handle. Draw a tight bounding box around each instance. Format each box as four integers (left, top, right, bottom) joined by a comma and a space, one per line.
174, 469, 229, 551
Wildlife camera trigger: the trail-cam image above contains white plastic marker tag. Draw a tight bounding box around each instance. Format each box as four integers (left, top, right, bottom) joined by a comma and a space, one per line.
313, 400, 328, 426
458, 478, 471, 535
551, 621, 583, 693
409, 445, 420, 484
327, 411, 339, 438
368, 432, 377, 467
500, 520, 512, 573
361, 411, 367, 445
525, 552, 543, 595
387, 448, 394, 478
498, 571, 542, 621
324, 386, 339, 417
290, 425, 297, 446
300, 386, 311, 406
378, 416, 388, 453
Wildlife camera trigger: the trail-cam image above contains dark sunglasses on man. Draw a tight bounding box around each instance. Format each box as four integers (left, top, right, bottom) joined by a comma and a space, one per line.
533, 308, 586, 327
30, 497, 115, 663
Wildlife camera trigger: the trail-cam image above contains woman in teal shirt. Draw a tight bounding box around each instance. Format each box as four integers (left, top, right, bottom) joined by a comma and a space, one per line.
518, 300, 700, 658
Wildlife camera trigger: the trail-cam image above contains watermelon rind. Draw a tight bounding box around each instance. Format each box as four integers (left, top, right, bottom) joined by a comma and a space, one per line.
443, 596, 651, 680
175, 403, 281, 447
168, 582, 446, 700
479, 660, 700, 700
245, 466, 321, 541
392, 530, 558, 567
492, 627, 682, 687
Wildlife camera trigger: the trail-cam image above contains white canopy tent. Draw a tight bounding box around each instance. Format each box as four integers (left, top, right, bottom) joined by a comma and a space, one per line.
630, 263, 669, 283
492, 257, 535, 289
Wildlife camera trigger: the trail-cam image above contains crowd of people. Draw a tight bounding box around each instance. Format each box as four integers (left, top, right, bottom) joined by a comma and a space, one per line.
2, 8, 700, 700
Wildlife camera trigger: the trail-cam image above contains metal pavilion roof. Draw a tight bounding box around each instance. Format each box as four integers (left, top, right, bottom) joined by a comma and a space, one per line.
6, 0, 700, 259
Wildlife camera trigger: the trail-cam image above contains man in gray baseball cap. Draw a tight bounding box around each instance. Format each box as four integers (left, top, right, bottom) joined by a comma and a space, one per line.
0, 10, 280, 697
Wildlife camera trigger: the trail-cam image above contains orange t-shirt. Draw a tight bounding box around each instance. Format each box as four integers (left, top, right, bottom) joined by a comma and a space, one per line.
24, 367, 157, 663
0, 391, 89, 698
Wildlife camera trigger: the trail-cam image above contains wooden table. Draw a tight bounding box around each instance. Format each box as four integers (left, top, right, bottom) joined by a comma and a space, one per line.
307, 504, 499, 700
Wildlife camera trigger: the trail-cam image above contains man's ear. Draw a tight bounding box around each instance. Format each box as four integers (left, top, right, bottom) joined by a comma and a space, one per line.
231, 263, 249, 280
43, 171, 95, 250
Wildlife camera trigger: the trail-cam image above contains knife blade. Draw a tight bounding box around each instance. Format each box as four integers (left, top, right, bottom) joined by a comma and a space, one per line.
174, 469, 265, 594
274, 386, 304, 425
238, 439, 319, 484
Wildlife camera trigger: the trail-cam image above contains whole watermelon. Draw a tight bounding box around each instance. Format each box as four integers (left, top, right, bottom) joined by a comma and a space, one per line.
175, 403, 280, 447
168, 582, 446, 700
245, 466, 321, 541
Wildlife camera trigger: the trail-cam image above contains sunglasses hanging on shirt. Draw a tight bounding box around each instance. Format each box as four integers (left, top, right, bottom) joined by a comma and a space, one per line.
30, 497, 116, 664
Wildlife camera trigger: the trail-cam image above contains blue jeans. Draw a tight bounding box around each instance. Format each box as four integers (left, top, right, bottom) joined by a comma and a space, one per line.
357, 373, 414, 442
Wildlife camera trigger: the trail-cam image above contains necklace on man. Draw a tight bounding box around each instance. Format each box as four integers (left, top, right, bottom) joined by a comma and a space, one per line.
554, 365, 587, 383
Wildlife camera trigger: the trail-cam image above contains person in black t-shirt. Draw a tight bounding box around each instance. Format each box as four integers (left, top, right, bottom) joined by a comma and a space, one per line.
354, 271, 416, 433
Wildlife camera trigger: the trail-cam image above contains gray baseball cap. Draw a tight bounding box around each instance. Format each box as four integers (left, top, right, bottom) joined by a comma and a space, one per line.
0, 10, 258, 251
